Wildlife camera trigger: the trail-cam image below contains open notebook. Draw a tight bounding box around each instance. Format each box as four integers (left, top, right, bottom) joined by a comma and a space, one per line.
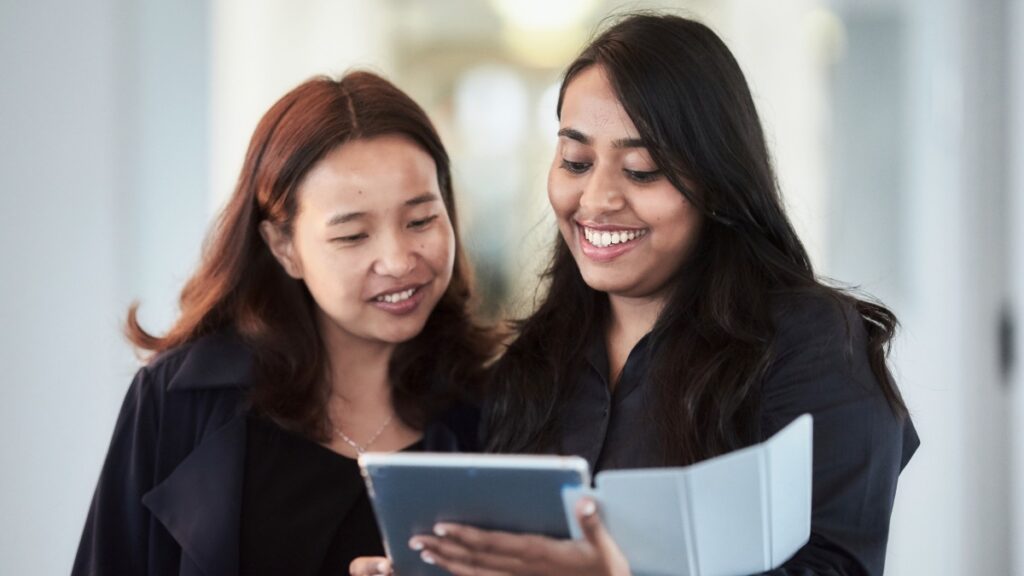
562, 414, 813, 576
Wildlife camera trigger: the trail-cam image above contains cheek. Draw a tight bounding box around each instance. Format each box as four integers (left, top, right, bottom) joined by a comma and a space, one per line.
299, 247, 365, 310
311, 249, 359, 284
663, 212, 701, 262
423, 222, 456, 274
640, 189, 700, 251
547, 170, 579, 219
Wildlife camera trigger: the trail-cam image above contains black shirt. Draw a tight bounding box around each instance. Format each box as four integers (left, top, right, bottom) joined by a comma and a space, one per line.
240, 416, 422, 576
559, 330, 657, 473
550, 294, 919, 575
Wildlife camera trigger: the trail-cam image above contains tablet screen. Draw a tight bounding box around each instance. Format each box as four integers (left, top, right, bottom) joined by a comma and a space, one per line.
359, 453, 590, 576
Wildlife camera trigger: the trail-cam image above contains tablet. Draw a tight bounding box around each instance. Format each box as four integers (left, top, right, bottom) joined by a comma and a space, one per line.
359, 452, 590, 576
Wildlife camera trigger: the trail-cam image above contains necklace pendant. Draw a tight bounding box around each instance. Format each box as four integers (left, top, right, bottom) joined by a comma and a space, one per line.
332, 414, 394, 456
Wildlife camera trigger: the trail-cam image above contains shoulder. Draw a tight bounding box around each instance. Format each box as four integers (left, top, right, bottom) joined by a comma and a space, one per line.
142, 330, 255, 395
760, 290, 917, 453
763, 289, 871, 381
769, 289, 861, 350
104, 332, 255, 479
760, 289, 880, 422
120, 330, 253, 435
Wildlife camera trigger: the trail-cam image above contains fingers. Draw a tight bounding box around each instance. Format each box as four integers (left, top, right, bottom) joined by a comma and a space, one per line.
410, 534, 524, 574
575, 498, 604, 546
423, 548, 512, 576
349, 556, 392, 576
437, 524, 532, 555
574, 498, 631, 576
410, 522, 609, 576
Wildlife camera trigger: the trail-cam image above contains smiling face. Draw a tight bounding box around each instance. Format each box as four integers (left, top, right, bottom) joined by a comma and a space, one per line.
261, 134, 456, 350
549, 65, 702, 302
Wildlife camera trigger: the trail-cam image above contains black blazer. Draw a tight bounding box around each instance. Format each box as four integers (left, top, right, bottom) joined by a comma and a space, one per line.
523, 292, 919, 575
72, 331, 474, 576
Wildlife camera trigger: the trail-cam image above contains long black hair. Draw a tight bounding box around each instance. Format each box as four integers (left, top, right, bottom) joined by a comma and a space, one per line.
484, 13, 907, 465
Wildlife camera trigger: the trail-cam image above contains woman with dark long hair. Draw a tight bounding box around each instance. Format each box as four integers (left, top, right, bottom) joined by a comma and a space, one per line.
73, 71, 494, 576
409, 13, 918, 575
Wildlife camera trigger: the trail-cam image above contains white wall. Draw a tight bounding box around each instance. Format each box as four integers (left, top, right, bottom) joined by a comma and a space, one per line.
0, 0, 209, 573
1011, 0, 1024, 572
1, 1, 132, 571
826, 0, 1015, 574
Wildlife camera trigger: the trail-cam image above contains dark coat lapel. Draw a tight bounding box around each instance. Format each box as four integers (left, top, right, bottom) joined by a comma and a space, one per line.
133, 331, 475, 576
142, 414, 247, 576
142, 332, 255, 576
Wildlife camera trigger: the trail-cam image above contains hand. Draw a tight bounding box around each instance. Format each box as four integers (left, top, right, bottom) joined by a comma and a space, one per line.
408, 498, 630, 576
349, 556, 392, 576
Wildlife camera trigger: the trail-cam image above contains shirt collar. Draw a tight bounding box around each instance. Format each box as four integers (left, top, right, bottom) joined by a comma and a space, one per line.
167, 331, 255, 391
583, 327, 656, 394
584, 328, 610, 381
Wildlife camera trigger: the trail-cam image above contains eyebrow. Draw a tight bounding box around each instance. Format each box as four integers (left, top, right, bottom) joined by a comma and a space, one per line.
325, 192, 440, 227
557, 127, 646, 149
326, 211, 366, 226
405, 192, 440, 207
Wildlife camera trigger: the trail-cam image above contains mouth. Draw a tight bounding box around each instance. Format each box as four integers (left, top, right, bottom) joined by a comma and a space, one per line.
370, 283, 428, 315
373, 286, 419, 304
576, 222, 649, 262
580, 225, 648, 248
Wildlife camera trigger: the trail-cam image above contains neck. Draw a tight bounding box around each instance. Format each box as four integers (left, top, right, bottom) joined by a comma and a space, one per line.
606, 292, 666, 349
318, 314, 396, 411
603, 291, 667, 388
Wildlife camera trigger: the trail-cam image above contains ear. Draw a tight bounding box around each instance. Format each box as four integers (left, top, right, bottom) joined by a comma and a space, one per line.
259, 220, 303, 279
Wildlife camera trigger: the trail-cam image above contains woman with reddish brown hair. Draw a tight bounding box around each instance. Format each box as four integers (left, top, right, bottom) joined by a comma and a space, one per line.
72, 71, 494, 576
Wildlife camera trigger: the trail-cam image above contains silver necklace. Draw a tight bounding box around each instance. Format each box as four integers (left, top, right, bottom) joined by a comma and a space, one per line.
333, 414, 394, 454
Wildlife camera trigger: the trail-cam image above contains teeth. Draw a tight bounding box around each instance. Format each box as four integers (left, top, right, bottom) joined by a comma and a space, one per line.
376, 288, 416, 303
582, 226, 647, 248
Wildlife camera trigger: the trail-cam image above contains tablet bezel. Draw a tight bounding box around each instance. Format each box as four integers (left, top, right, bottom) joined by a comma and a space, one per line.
358, 452, 591, 576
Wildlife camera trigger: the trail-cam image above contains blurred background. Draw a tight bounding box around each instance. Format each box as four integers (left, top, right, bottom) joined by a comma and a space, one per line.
1, 0, 1021, 573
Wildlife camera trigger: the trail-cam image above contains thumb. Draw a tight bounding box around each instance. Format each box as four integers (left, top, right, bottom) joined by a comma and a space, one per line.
575, 498, 630, 576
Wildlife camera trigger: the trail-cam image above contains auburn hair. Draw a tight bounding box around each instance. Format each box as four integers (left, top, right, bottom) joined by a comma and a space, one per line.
128, 71, 494, 439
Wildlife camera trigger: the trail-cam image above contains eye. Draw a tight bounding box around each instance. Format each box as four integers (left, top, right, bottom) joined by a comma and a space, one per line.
409, 214, 439, 229
625, 169, 663, 184
332, 233, 368, 244
560, 159, 591, 174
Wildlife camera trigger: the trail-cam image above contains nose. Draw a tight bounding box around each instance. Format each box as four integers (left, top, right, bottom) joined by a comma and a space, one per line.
578, 164, 626, 215
372, 231, 417, 278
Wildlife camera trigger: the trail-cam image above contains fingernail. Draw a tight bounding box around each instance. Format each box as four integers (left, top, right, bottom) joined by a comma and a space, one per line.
582, 500, 597, 517
410, 539, 424, 551
376, 561, 388, 572
421, 551, 436, 565
433, 525, 447, 537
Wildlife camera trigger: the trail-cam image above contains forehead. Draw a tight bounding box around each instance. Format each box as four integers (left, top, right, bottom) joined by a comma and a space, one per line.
560, 66, 640, 139
298, 134, 439, 213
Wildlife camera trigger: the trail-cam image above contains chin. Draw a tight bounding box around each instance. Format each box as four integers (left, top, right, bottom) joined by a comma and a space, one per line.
579, 269, 633, 294
377, 322, 430, 345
